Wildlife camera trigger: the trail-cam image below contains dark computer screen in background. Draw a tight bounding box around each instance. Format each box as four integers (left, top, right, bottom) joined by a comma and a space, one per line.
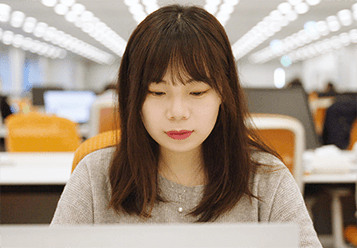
44, 90, 97, 124
244, 87, 321, 150
31, 86, 63, 106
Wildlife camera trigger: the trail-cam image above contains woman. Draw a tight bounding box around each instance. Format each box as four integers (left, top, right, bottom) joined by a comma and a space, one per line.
52, 5, 322, 247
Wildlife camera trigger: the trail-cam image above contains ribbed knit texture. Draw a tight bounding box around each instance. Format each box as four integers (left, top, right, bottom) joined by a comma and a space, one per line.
52, 147, 322, 248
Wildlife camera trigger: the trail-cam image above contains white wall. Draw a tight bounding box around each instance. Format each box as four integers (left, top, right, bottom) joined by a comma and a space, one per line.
84, 59, 121, 92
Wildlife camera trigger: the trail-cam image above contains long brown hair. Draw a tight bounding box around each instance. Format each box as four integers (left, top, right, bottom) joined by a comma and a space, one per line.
109, 4, 278, 222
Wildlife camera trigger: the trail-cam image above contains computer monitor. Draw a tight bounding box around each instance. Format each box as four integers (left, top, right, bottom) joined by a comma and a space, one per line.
31, 86, 63, 106
44, 90, 97, 124
0, 223, 299, 248
244, 87, 321, 150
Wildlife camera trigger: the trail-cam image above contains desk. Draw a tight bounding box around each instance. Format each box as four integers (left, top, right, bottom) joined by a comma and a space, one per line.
1, 151, 355, 186
0, 152, 74, 185
0, 152, 74, 224
304, 173, 357, 184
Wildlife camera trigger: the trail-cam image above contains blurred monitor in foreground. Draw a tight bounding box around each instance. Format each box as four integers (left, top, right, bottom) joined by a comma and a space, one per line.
44, 90, 96, 124
1, 223, 299, 248
244, 87, 321, 150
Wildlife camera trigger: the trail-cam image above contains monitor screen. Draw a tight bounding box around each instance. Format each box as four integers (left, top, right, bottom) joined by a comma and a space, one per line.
244, 87, 321, 150
31, 86, 63, 106
44, 90, 97, 124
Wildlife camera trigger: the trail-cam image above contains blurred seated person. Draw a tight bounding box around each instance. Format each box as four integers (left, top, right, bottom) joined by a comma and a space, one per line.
0, 95, 13, 124
322, 94, 357, 149
318, 81, 338, 97
286, 78, 305, 90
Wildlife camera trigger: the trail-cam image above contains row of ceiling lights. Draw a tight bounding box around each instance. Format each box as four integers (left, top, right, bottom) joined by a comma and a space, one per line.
204, 0, 240, 26
123, 0, 159, 24
123, 0, 239, 27
0, 3, 115, 64
0, 28, 67, 60
231, 0, 322, 60
250, 3, 357, 64
41, 0, 126, 58
285, 29, 357, 64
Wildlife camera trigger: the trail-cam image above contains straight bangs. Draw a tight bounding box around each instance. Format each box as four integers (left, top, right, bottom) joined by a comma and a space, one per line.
136, 12, 230, 99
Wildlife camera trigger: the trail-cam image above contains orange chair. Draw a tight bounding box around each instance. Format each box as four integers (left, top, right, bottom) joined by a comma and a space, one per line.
5, 112, 81, 152
248, 113, 305, 192
309, 97, 335, 136
347, 119, 357, 150
71, 129, 120, 173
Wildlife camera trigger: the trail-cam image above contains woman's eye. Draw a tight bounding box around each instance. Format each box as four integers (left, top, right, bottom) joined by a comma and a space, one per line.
190, 90, 209, 96
149, 91, 165, 96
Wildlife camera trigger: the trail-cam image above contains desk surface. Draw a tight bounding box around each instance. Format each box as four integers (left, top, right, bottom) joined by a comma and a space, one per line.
1, 151, 356, 186
0, 152, 74, 185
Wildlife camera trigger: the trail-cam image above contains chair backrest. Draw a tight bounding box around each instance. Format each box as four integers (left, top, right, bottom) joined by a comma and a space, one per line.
248, 113, 306, 192
89, 99, 119, 138
348, 119, 357, 150
71, 129, 120, 173
5, 112, 81, 152
309, 97, 335, 136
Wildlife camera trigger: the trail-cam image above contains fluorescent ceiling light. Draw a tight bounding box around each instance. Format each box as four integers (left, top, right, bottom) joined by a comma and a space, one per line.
277, 2, 292, 14
10, 11, 25, 28
33, 22, 48, 38
23, 17, 37, 33
13, 34, 24, 48
337, 9, 352, 26
0, 3, 11, 22
306, 0, 321, 6
316, 21, 329, 36
54, 3, 69, 15
288, 0, 302, 6
326, 15, 340, 32
294, 2, 309, 14
286, 10, 298, 21
71, 3, 85, 15
304, 21, 318, 35
2, 30, 14, 45
142, 0, 159, 14
42, 0, 57, 7
80, 10, 93, 22
65, 11, 77, 22
204, 0, 221, 15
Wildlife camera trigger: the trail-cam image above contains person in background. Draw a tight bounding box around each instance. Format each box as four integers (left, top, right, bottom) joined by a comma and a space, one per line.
286, 78, 304, 89
322, 94, 357, 149
323, 82, 337, 96
0, 95, 13, 124
51, 5, 322, 247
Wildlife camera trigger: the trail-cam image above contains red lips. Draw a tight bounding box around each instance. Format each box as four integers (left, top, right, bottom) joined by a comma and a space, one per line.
166, 130, 193, 140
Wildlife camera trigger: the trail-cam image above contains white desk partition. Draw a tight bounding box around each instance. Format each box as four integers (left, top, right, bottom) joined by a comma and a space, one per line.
0, 152, 73, 185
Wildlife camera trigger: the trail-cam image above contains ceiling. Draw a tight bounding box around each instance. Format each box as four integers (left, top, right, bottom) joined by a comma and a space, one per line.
1, 0, 356, 65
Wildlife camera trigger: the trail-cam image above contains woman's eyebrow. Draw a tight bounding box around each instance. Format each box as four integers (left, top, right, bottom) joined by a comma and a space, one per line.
151, 79, 206, 85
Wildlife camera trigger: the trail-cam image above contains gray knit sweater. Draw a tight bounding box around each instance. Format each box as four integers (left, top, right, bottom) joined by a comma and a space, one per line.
51, 147, 322, 248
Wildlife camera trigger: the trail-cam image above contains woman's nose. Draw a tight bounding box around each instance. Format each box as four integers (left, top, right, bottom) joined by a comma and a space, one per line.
166, 96, 190, 120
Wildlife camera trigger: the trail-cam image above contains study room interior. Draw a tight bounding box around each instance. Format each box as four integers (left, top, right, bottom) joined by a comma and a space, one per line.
1, 0, 357, 248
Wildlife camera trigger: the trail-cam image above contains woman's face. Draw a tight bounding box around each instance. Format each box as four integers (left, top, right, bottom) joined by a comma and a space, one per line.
141, 71, 221, 153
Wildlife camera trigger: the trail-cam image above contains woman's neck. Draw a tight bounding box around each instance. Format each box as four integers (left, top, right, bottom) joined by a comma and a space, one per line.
159, 146, 205, 186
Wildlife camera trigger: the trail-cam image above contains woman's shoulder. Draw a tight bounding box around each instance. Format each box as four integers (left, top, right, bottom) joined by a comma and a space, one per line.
250, 151, 298, 195
251, 150, 286, 172
74, 146, 116, 176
